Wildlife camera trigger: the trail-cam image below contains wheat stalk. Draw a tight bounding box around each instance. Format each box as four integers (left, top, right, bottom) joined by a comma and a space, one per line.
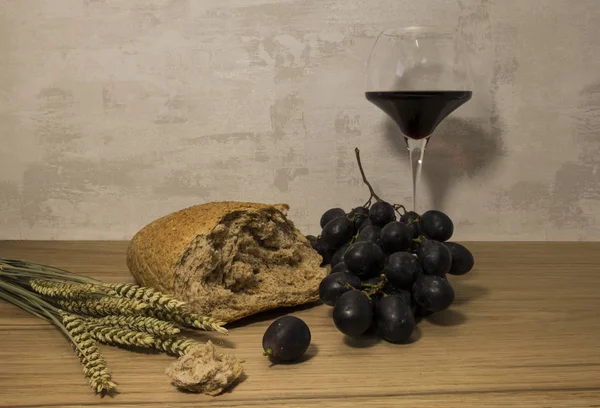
92, 315, 180, 337
61, 312, 116, 394
57, 297, 147, 317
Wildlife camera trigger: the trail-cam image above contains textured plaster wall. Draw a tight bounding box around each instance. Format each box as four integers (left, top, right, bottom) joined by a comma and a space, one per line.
1, 0, 599, 241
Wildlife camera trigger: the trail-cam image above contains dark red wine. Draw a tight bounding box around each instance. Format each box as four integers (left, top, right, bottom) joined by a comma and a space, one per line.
365, 91, 472, 140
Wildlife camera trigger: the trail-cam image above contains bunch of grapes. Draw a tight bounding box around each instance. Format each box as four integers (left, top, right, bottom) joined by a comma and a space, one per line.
307, 204, 474, 344
305, 147, 475, 344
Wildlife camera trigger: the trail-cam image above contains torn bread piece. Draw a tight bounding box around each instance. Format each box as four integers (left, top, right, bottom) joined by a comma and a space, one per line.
127, 201, 326, 323
165, 340, 243, 395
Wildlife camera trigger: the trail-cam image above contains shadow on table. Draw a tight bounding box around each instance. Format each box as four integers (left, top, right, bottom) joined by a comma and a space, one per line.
450, 277, 490, 307
266, 343, 319, 367
426, 309, 468, 327
225, 301, 323, 330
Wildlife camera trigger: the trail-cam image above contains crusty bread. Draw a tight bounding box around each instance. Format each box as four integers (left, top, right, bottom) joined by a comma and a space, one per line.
126, 201, 326, 323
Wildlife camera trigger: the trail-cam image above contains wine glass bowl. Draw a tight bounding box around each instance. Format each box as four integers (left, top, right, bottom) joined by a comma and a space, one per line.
365, 26, 473, 211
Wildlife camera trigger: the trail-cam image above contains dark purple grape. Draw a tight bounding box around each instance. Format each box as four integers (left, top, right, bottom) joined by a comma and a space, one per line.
306, 235, 319, 250
416, 240, 452, 276
389, 289, 412, 307
332, 290, 373, 336
262, 316, 311, 362
320, 208, 346, 229
357, 225, 382, 244
369, 201, 396, 227
321, 216, 355, 251
348, 206, 370, 230
444, 242, 474, 275
380, 221, 413, 253
319, 271, 361, 306
315, 239, 334, 265
343, 241, 385, 280
419, 210, 454, 242
331, 262, 351, 274
412, 274, 455, 313
375, 294, 416, 343
358, 217, 373, 231
400, 211, 421, 238
330, 243, 350, 267
383, 252, 421, 289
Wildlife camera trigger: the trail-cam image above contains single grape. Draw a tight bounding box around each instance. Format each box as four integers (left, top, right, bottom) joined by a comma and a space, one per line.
380, 221, 413, 253
331, 262, 351, 274
419, 210, 454, 242
330, 243, 350, 267
416, 239, 452, 276
343, 241, 386, 280
412, 274, 455, 313
389, 288, 412, 306
321, 216, 355, 251
375, 294, 416, 343
349, 206, 370, 219
320, 208, 346, 229
306, 235, 319, 250
314, 239, 334, 265
358, 217, 373, 231
383, 252, 421, 289
332, 290, 373, 336
262, 316, 311, 362
444, 242, 474, 275
357, 225, 382, 245
400, 210, 421, 238
369, 201, 396, 227
319, 271, 361, 306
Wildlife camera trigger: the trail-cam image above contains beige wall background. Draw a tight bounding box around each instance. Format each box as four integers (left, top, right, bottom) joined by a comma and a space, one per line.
1, 0, 599, 241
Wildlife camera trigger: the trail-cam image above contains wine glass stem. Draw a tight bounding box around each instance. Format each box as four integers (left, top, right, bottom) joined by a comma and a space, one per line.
405, 137, 428, 212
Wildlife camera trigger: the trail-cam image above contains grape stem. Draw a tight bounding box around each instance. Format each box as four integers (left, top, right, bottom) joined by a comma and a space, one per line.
362, 275, 388, 298
393, 204, 407, 215
355, 147, 384, 206
263, 348, 273, 357
412, 235, 427, 245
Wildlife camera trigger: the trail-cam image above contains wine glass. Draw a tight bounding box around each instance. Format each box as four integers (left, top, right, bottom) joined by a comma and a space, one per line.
365, 26, 473, 212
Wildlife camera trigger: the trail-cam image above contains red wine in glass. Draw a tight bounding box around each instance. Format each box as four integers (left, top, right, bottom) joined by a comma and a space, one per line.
365, 27, 474, 211
365, 91, 472, 140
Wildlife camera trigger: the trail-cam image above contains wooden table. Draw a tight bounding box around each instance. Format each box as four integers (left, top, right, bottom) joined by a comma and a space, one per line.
1, 241, 599, 407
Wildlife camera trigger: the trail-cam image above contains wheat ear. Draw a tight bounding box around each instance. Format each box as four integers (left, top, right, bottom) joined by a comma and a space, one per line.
61, 312, 116, 394
92, 315, 180, 337
103, 283, 185, 311
153, 335, 200, 356
144, 307, 227, 334
30, 279, 105, 299
57, 297, 147, 317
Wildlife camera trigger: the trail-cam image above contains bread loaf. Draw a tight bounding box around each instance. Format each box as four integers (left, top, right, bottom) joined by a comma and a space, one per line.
126, 201, 326, 323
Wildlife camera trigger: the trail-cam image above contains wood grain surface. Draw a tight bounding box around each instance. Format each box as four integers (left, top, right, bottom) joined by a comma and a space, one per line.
1, 241, 599, 407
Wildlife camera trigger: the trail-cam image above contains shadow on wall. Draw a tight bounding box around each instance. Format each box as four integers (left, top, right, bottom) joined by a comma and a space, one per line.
384, 109, 504, 210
